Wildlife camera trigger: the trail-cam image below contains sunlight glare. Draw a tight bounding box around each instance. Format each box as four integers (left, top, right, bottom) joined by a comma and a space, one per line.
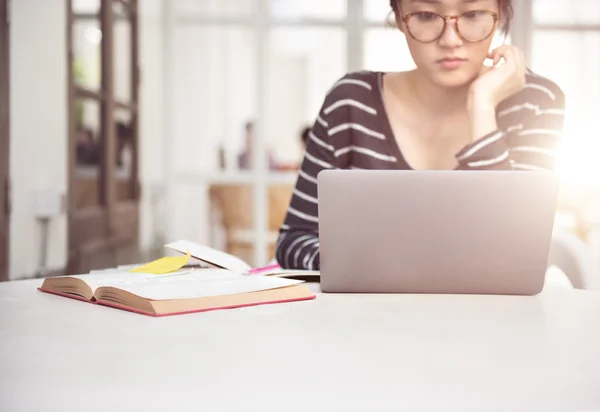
556, 120, 600, 187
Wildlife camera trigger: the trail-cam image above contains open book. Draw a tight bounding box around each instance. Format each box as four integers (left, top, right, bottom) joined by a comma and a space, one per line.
164, 239, 320, 280
38, 269, 315, 317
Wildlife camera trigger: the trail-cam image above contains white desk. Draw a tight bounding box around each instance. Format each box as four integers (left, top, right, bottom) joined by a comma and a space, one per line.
1, 279, 600, 411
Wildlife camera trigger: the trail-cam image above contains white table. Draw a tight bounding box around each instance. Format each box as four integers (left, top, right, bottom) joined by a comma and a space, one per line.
2, 279, 600, 411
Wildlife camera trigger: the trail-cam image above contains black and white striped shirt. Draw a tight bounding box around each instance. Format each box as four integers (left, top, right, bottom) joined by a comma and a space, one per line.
275, 70, 566, 270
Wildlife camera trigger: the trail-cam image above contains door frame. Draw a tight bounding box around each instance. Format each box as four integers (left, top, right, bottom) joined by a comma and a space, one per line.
0, 0, 10, 282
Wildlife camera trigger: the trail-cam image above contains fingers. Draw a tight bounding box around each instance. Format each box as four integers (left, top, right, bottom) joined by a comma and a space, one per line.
488, 45, 525, 71
493, 52, 501, 66
487, 50, 504, 67
504, 46, 525, 75
488, 44, 514, 57
487, 45, 511, 64
503, 47, 518, 70
491, 46, 526, 93
486, 51, 501, 66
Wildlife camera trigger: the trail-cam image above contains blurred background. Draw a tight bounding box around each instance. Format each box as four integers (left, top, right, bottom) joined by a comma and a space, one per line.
0, 0, 599, 282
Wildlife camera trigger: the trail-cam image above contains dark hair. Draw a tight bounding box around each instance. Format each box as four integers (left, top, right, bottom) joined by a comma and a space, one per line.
389, 0, 513, 35
300, 126, 310, 146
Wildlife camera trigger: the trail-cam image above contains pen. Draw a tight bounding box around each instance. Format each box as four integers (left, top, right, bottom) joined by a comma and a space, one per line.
247, 263, 281, 275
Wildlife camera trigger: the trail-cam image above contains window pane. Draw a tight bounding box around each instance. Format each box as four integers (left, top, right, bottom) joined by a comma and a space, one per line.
114, 17, 132, 103
73, 20, 101, 92
531, 30, 600, 185
364, 1, 394, 23
170, 25, 257, 253
363, 28, 416, 72
74, 98, 101, 209
171, 25, 257, 173
269, 0, 346, 21
533, 0, 600, 25
172, 0, 257, 16
266, 27, 347, 170
73, 0, 100, 14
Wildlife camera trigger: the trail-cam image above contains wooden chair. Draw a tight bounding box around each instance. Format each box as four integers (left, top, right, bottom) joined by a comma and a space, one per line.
209, 184, 292, 266
268, 185, 293, 258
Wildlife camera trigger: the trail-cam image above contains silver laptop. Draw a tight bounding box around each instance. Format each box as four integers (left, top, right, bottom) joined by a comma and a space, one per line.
317, 169, 560, 295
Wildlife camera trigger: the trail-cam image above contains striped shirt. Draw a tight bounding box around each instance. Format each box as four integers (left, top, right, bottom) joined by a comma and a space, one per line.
275, 70, 566, 270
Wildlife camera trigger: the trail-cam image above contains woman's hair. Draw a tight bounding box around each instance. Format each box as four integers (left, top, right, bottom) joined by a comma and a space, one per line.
389, 0, 513, 35
300, 126, 310, 147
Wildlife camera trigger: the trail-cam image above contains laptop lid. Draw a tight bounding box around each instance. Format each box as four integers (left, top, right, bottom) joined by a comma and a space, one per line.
317, 170, 560, 295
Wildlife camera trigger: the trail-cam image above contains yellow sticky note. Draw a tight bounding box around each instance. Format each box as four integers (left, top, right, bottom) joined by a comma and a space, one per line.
129, 250, 191, 274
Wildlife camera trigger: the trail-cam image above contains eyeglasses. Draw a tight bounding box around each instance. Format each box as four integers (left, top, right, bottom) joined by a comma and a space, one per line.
402, 10, 499, 43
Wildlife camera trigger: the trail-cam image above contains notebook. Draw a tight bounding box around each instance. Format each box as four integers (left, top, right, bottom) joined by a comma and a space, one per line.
38, 269, 316, 317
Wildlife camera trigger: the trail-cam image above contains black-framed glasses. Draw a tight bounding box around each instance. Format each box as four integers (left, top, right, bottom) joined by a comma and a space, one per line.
402, 10, 499, 43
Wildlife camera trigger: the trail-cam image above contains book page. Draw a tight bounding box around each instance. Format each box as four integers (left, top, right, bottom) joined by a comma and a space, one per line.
117, 263, 143, 270
94, 268, 234, 288
64, 268, 194, 293
102, 270, 304, 301
165, 239, 253, 274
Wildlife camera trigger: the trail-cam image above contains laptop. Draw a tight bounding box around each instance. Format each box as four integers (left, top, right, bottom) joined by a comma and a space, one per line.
317, 169, 560, 295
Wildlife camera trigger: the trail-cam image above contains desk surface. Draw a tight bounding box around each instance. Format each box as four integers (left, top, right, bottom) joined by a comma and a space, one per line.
1, 279, 600, 412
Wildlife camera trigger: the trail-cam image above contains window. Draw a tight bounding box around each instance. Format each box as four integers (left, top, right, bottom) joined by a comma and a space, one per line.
269, 0, 346, 20
172, 0, 257, 17
170, 25, 257, 173
532, 0, 600, 25
363, 28, 415, 72
67, 0, 140, 273
530, 0, 600, 185
165, 0, 535, 266
363, 1, 392, 24
267, 27, 347, 166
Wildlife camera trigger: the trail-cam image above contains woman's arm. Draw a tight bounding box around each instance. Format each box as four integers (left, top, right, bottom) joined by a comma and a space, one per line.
456, 73, 566, 171
275, 110, 337, 270
455, 46, 565, 171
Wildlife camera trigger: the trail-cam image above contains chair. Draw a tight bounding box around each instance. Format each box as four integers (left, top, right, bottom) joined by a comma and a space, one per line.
209, 184, 293, 266
547, 227, 600, 290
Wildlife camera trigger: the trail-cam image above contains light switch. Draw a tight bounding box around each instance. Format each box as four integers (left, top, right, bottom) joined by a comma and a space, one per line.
35, 189, 64, 218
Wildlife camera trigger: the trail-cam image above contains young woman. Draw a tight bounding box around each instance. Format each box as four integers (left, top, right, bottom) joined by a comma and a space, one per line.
275, 0, 565, 270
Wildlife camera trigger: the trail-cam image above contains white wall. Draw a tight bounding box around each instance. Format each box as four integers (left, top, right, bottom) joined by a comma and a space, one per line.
9, 0, 68, 279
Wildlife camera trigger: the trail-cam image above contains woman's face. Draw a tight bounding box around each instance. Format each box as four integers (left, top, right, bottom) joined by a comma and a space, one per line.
397, 0, 501, 88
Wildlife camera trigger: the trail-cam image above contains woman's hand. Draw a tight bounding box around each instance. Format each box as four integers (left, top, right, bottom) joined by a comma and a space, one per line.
465, 45, 526, 142
468, 45, 526, 113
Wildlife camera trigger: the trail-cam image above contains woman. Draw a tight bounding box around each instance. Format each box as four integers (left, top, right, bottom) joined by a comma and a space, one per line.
275, 0, 565, 270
